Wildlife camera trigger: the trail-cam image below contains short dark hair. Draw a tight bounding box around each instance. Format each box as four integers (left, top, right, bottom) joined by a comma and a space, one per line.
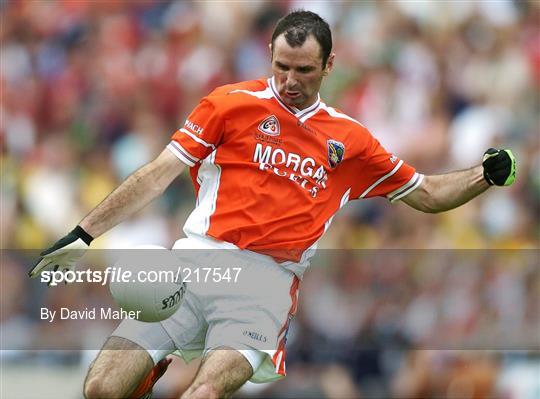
271, 10, 332, 67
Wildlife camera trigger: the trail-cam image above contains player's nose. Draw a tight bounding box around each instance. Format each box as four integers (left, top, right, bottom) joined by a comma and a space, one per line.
285, 71, 299, 88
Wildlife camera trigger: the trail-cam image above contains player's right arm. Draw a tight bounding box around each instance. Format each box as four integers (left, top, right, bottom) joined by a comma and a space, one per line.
79, 148, 185, 238
29, 148, 186, 278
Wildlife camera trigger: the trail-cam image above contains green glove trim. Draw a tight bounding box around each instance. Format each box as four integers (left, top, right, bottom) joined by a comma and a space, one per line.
502, 149, 516, 186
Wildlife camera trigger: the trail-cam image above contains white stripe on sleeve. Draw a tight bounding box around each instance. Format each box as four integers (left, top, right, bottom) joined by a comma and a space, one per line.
359, 160, 403, 199
166, 141, 199, 167
387, 173, 425, 203
180, 128, 216, 150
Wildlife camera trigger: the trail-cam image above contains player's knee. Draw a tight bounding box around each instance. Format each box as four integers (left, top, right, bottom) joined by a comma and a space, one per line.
182, 382, 221, 399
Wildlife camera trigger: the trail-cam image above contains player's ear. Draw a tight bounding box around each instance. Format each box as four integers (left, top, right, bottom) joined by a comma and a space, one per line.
323, 53, 335, 75
268, 43, 273, 61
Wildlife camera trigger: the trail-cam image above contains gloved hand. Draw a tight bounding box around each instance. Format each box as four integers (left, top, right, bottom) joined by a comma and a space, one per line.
29, 226, 93, 280
482, 148, 516, 186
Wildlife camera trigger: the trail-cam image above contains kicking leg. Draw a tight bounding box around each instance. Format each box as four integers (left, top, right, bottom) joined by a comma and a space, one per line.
84, 317, 177, 398
181, 348, 253, 399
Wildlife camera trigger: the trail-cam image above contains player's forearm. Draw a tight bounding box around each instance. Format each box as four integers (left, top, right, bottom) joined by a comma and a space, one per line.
404, 166, 490, 213
79, 154, 181, 238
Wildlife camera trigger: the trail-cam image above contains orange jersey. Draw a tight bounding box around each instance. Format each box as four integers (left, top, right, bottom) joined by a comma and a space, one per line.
167, 77, 423, 268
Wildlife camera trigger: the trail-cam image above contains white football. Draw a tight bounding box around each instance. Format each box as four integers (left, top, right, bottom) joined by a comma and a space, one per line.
109, 245, 186, 322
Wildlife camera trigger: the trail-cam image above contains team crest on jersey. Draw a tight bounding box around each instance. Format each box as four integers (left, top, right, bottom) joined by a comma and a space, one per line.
258, 115, 280, 136
327, 140, 345, 168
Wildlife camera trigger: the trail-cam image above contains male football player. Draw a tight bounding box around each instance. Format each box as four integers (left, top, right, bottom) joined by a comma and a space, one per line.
30, 10, 516, 399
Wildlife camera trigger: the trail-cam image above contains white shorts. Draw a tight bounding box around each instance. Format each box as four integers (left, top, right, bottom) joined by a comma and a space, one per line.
112, 236, 300, 383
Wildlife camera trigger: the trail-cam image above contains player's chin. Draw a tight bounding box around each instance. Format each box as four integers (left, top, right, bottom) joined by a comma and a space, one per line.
284, 96, 305, 107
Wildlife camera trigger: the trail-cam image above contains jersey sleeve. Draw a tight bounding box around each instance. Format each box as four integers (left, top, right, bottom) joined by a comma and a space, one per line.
166, 97, 224, 167
352, 136, 424, 203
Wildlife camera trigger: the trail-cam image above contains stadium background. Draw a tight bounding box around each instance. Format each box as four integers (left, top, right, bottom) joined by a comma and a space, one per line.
1, 0, 538, 398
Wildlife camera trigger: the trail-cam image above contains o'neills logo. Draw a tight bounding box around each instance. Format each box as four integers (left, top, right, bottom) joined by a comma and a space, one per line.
243, 330, 267, 343
258, 115, 280, 136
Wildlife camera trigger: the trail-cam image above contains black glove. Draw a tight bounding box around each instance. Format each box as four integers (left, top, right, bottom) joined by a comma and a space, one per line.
29, 226, 93, 279
482, 148, 516, 186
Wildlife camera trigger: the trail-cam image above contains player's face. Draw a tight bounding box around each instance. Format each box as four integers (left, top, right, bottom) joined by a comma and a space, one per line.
271, 34, 334, 110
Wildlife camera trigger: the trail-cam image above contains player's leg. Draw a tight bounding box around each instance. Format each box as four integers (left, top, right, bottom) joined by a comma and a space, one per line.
180, 348, 253, 399
83, 336, 153, 398
84, 317, 177, 399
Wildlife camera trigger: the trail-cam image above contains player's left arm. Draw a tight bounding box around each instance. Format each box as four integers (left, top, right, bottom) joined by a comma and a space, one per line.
401, 148, 516, 213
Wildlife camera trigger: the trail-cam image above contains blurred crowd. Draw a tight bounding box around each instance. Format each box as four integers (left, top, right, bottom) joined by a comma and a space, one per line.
1, 0, 539, 398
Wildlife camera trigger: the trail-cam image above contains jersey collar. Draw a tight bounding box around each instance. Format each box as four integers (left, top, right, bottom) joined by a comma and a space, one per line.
268, 76, 321, 120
